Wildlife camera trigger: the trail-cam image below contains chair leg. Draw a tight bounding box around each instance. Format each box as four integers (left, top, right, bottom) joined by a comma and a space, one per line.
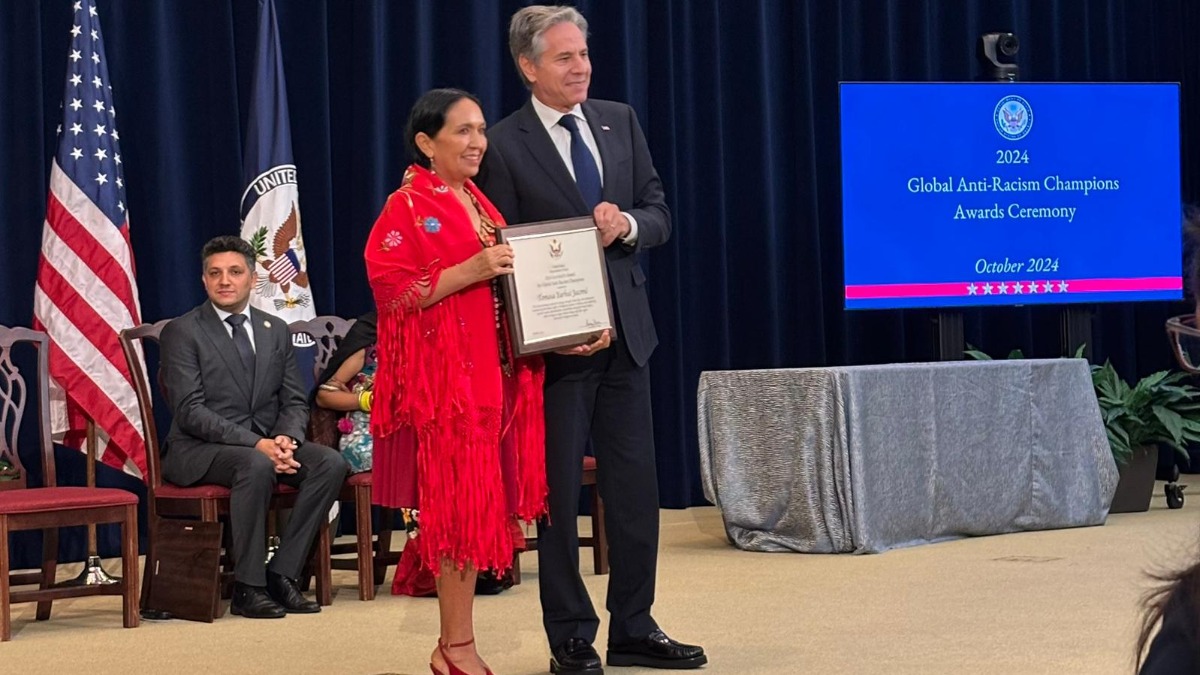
140, 516, 156, 609
1, 516, 11, 641
355, 488, 373, 601
122, 505, 140, 628
592, 491, 609, 575
315, 521, 332, 606
35, 527, 58, 620
201, 500, 228, 617
511, 550, 522, 585
375, 508, 393, 583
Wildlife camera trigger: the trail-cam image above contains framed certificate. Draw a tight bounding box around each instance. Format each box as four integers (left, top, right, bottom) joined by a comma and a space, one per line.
496, 216, 614, 356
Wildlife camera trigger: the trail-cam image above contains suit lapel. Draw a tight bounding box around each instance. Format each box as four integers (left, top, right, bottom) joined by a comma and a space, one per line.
516, 101, 590, 214
248, 308, 273, 407
198, 304, 252, 400
582, 101, 620, 204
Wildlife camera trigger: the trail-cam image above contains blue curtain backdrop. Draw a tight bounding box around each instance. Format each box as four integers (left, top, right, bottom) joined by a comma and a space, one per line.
3, 0, 1200, 566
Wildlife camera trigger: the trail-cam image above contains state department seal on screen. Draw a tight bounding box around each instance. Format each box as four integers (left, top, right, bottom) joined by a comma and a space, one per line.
994, 95, 1033, 140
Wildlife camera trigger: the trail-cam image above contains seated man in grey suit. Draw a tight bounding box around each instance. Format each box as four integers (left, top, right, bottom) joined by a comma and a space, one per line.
160, 235, 347, 619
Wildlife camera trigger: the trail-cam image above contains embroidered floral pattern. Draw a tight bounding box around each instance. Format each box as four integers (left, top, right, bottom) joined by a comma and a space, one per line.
382, 230, 403, 250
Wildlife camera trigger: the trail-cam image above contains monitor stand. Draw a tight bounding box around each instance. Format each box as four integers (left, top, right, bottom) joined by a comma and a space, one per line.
1061, 306, 1092, 360
936, 307, 1092, 361
936, 311, 964, 361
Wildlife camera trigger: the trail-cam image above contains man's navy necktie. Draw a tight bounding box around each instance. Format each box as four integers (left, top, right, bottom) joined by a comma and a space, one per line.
225, 314, 256, 377
558, 114, 603, 209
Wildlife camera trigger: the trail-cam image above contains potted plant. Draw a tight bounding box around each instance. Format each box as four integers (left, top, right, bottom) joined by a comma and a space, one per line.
1091, 362, 1200, 512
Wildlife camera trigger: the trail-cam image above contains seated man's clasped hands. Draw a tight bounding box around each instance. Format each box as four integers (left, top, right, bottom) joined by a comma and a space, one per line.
256, 434, 301, 474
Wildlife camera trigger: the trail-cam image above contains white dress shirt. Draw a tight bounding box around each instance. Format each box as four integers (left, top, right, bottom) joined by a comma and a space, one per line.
212, 303, 256, 353
529, 95, 639, 244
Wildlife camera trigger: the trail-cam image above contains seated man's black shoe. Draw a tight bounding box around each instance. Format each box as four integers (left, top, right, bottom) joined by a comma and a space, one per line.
230, 582, 286, 619
475, 569, 514, 595
550, 637, 604, 674
267, 571, 321, 614
607, 629, 707, 669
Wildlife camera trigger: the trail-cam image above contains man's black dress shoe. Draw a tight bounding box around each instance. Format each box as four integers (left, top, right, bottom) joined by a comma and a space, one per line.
475, 569, 514, 595
607, 630, 707, 669
267, 571, 321, 613
550, 637, 604, 674
230, 583, 286, 619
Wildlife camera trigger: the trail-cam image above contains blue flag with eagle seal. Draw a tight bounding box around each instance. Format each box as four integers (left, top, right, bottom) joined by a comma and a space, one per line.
239, 0, 315, 328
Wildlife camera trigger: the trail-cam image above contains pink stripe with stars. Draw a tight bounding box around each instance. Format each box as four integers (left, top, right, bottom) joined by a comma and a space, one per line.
844, 282, 969, 299
845, 277, 1181, 300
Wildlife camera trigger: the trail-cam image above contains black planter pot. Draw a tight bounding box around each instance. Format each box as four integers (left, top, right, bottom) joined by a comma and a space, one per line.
1110, 445, 1159, 513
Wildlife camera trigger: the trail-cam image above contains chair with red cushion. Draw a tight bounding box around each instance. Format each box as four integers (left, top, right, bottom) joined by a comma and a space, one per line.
119, 320, 332, 612
0, 326, 139, 640
515, 455, 609, 584
290, 315, 399, 601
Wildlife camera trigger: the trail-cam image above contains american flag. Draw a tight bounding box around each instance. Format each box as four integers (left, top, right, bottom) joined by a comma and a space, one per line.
32, 1, 147, 479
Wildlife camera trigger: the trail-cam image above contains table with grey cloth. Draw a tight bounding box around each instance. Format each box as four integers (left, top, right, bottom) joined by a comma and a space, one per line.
697, 359, 1118, 554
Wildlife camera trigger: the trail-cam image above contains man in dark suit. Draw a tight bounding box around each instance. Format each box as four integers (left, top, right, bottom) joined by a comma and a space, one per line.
160, 235, 346, 619
477, 6, 706, 674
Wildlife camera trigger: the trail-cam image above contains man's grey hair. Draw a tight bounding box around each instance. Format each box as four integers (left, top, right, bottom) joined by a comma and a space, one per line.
508, 5, 589, 88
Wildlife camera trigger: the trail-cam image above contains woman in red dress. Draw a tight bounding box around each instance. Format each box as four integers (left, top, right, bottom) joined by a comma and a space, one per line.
364, 88, 549, 675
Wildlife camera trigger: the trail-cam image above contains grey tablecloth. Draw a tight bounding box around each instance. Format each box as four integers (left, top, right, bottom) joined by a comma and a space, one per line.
697, 359, 1118, 553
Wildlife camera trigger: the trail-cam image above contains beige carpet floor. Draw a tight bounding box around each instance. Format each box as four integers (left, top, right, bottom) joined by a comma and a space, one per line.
4, 483, 1199, 675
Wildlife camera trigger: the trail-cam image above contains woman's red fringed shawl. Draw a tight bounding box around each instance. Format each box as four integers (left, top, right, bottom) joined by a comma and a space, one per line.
364, 164, 546, 574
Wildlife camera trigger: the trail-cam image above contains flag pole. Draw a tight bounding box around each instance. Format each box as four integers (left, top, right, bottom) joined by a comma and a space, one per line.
63, 418, 121, 586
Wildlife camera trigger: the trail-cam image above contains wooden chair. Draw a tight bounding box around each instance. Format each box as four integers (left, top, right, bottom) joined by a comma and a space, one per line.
290, 315, 399, 601
1164, 314, 1199, 508
119, 320, 332, 612
0, 326, 139, 640
577, 457, 609, 574
515, 455, 609, 583
1166, 314, 1200, 374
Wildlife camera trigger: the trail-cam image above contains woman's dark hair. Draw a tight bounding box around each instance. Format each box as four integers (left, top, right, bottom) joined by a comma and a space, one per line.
1136, 557, 1200, 669
404, 88, 484, 169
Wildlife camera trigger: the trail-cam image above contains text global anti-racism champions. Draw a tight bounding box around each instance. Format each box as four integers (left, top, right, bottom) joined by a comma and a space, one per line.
906, 175, 1119, 224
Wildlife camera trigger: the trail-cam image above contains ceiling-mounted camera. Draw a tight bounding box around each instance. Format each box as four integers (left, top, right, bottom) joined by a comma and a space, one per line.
977, 32, 1019, 82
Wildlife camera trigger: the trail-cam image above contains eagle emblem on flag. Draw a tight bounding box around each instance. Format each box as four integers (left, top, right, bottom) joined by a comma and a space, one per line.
262, 203, 309, 293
